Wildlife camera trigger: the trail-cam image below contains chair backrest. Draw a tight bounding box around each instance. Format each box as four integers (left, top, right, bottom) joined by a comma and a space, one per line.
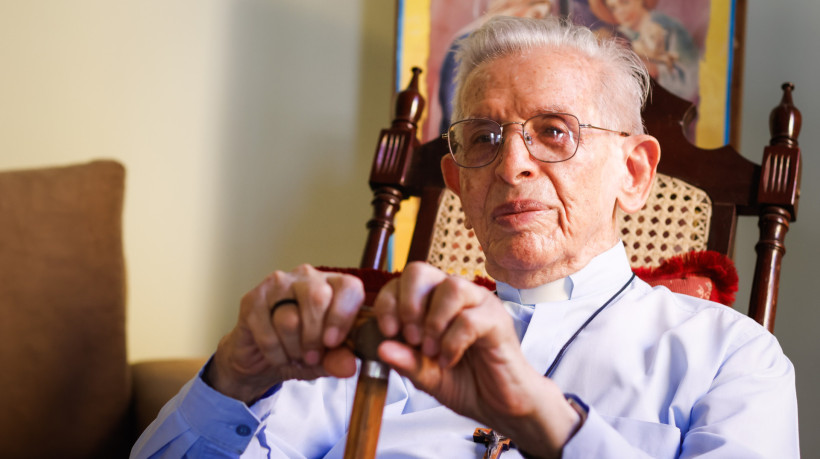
361, 68, 801, 333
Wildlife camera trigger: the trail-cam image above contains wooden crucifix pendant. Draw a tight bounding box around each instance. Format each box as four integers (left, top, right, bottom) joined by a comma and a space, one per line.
473, 428, 511, 459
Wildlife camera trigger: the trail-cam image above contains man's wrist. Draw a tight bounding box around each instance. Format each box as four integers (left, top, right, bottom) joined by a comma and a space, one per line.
199, 357, 218, 387
517, 394, 586, 458
202, 351, 276, 405
503, 381, 584, 458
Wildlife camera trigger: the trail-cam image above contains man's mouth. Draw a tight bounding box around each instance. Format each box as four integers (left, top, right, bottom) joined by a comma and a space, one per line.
492, 200, 549, 225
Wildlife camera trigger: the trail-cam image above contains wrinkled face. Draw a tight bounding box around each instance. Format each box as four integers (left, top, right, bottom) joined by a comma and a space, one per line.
452, 48, 628, 287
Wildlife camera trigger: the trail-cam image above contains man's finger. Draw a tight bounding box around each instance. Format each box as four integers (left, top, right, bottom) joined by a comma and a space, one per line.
271, 301, 305, 362
323, 274, 365, 348
242, 273, 292, 367
291, 267, 334, 365
378, 341, 442, 393
420, 276, 476, 358
396, 262, 447, 345
322, 347, 359, 378
374, 279, 401, 338
438, 300, 515, 369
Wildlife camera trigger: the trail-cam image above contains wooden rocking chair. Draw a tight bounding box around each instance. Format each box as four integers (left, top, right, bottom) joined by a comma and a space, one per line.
344, 67, 801, 459
362, 67, 801, 333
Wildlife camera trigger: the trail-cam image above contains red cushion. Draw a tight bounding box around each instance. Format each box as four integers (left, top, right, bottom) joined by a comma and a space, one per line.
320, 250, 738, 307
632, 250, 738, 306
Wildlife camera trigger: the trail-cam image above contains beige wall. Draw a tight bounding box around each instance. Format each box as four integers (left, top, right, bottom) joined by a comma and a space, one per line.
0, 0, 395, 361
2, 0, 817, 455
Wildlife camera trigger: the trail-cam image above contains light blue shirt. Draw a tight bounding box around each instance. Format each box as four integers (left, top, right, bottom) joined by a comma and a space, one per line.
132, 243, 799, 458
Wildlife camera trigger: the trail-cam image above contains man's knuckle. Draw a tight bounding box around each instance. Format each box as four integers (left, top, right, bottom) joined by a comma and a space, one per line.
256, 334, 281, 352
404, 261, 429, 276
307, 282, 333, 306
337, 274, 363, 292
293, 264, 315, 276
275, 311, 301, 334
270, 270, 288, 282
239, 292, 256, 312
439, 275, 464, 292
425, 319, 447, 336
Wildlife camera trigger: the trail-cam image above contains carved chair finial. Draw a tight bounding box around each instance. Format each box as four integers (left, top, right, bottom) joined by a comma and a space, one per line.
769, 82, 801, 147
393, 67, 425, 128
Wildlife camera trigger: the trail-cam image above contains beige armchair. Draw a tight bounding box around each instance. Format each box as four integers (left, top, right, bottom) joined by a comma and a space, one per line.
0, 160, 205, 459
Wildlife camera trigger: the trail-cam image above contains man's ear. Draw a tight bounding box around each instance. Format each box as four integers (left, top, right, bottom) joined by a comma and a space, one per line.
441, 154, 462, 196
617, 134, 661, 213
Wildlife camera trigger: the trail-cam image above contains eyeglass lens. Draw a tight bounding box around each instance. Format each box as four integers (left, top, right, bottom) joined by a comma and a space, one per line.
447, 113, 580, 167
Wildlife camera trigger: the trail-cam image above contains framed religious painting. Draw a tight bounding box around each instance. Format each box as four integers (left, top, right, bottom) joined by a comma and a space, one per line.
394, 0, 746, 148
389, 0, 746, 270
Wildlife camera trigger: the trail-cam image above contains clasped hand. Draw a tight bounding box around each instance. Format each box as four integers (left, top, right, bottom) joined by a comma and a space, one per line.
208, 262, 577, 455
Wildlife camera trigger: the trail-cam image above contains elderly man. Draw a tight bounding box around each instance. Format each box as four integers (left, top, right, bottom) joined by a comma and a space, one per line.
132, 16, 798, 458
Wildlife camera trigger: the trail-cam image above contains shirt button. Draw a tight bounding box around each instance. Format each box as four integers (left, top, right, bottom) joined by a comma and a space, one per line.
235, 424, 252, 436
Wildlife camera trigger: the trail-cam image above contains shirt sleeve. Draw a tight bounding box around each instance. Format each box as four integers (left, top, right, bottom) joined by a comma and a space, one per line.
562, 327, 799, 458
678, 328, 799, 458
562, 404, 661, 458
130, 365, 267, 459
130, 361, 355, 459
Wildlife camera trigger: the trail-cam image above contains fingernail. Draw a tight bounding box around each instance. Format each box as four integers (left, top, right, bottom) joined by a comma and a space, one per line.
379, 316, 399, 337
404, 324, 421, 345
324, 327, 339, 347
422, 336, 438, 357
304, 350, 320, 366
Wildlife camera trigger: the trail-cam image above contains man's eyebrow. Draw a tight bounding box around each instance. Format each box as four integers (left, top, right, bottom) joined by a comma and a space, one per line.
463, 105, 575, 120
531, 104, 574, 115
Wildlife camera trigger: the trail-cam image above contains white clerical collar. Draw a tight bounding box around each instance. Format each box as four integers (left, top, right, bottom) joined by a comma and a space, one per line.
496, 277, 571, 305
494, 241, 632, 304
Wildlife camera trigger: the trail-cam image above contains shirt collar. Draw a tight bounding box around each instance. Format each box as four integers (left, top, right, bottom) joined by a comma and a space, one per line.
495, 241, 632, 303
496, 277, 570, 304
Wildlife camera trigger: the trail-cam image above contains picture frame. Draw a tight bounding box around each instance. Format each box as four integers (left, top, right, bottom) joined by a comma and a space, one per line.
395, 0, 746, 149
389, 0, 746, 270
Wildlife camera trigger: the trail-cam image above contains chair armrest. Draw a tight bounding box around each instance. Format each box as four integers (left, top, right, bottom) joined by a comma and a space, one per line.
131, 357, 209, 434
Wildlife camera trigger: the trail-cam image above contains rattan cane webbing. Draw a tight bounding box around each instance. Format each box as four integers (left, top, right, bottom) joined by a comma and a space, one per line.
425, 173, 711, 278
618, 173, 711, 267
426, 189, 490, 279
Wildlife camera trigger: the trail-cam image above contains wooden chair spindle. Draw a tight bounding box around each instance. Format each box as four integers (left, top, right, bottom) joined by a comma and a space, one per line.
749, 83, 802, 332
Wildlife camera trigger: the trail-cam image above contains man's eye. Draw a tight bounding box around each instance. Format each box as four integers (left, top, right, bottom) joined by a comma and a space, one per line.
533, 122, 571, 144
541, 126, 566, 138
469, 131, 499, 146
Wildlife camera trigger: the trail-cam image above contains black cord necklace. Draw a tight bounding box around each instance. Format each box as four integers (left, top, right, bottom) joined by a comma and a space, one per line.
472, 274, 637, 456
543, 273, 635, 378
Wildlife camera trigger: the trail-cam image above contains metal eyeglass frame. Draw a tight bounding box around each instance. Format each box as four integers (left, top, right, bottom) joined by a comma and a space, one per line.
442, 112, 630, 168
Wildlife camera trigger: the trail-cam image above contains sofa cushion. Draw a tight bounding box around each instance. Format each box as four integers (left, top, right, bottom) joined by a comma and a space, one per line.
0, 160, 129, 458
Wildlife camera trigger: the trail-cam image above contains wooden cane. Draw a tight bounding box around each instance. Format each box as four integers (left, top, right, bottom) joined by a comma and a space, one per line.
344, 67, 425, 459
344, 310, 391, 459
346, 67, 425, 459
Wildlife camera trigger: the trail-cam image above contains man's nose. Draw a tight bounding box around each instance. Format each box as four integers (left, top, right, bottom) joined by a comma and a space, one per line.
495, 126, 538, 181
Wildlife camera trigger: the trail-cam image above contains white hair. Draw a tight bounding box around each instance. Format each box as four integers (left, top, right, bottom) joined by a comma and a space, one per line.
451, 16, 650, 135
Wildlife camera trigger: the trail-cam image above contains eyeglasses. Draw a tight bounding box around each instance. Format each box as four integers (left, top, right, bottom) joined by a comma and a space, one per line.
442, 112, 629, 168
